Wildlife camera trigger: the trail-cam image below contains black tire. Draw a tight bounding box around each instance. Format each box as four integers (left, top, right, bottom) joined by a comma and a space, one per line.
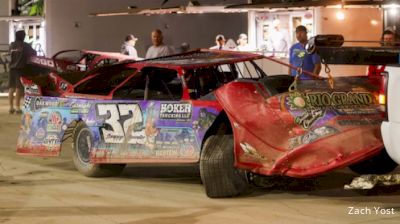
349, 149, 398, 175
72, 122, 126, 177
200, 135, 250, 198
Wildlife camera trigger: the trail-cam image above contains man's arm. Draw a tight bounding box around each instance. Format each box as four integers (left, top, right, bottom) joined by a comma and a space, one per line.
288, 46, 293, 75
312, 54, 322, 76
313, 63, 321, 76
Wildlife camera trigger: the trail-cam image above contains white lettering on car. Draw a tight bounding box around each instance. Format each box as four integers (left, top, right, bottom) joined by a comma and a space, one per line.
96, 104, 145, 144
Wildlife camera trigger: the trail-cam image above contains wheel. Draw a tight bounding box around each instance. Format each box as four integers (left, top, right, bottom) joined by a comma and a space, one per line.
72, 122, 126, 177
349, 149, 398, 175
200, 135, 250, 198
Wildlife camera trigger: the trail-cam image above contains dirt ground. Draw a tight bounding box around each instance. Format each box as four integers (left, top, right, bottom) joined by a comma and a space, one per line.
0, 98, 399, 224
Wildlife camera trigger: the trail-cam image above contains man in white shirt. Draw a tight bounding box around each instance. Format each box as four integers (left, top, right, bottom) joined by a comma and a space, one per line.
235, 33, 253, 52
145, 29, 174, 59
210, 34, 228, 50
121, 34, 139, 59
267, 19, 289, 58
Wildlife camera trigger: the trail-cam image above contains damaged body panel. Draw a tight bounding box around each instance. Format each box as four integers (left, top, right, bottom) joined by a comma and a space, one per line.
216, 76, 385, 177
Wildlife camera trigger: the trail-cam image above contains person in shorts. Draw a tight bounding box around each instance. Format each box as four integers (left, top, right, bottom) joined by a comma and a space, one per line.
8, 30, 36, 114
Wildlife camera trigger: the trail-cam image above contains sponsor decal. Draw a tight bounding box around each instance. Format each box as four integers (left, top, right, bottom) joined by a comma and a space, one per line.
154, 150, 180, 157
288, 92, 374, 110
59, 82, 68, 91
159, 103, 192, 120
31, 57, 55, 68
66, 64, 78, 71
289, 126, 338, 149
34, 98, 65, 110
192, 108, 217, 131
43, 134, 61, 150
287, 91, 375, 129
47, 112, 62, 132
35, 127, 46, 139
96, 103, 145, 144
24, 85, 40, 95
295, 109, 325, 129
71, 102, 91, 114
240, 142, 266, 161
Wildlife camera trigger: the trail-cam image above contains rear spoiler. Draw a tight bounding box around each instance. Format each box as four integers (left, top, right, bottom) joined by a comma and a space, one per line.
29, 56, 57, 71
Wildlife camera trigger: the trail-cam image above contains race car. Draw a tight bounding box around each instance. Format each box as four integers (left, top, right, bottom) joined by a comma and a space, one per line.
17, 48, 393, 198
21, 50, 137, 96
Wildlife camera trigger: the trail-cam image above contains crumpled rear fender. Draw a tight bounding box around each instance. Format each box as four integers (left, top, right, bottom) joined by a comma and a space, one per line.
215, 80, 384, 177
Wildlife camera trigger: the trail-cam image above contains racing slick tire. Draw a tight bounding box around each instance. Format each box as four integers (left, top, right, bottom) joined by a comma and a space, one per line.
349, 148, 398, 175
200, 135, 250, 198
72, 122, 126, 177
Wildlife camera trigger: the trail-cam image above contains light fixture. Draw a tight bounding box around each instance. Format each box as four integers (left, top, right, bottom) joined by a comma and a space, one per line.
389, 8, 398, 16
385, 3, 400, 16
370, 20, 378, 25
336, 10, 345, 20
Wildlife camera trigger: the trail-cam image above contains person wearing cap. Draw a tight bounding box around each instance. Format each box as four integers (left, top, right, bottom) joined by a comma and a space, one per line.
288, 25, 321, 79
210, 34, 228, 50
236, 33, 253, 52
121, 34, 139, 59
8, 30, 36, 114
145, 29, 175, 59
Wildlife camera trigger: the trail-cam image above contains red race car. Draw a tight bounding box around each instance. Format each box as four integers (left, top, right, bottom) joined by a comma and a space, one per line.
18, 48, 392, 198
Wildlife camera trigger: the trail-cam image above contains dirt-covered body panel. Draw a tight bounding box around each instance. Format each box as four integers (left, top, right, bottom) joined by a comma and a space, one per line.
216, 77, 384, 177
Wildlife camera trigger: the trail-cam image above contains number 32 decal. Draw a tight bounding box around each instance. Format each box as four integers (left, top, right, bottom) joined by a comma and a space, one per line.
96, 104, 145, 144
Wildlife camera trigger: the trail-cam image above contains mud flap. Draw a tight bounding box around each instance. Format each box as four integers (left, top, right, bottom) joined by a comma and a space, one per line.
344, 174, 400, 190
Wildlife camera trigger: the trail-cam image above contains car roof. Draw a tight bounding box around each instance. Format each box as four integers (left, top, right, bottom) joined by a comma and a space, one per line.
134, 49, 263, 70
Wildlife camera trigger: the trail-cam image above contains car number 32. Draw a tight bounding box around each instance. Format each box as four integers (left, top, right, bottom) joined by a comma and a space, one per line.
96, 104, 146, 144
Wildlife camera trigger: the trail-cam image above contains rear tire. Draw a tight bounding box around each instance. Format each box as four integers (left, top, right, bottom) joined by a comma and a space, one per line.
72, 122, 126, 177
200, 135, 250, 198
349, 149, 398, 175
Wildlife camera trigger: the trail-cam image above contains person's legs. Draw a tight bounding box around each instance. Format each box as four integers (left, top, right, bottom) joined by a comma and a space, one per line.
15, 88, 23, 112
8, 69, 17, 113
8, 87, 15, 113
15, 71, 24, 113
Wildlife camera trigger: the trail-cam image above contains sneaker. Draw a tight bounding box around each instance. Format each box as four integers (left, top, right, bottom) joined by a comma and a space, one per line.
9, 109, 15, 114
15, 109, 23, 114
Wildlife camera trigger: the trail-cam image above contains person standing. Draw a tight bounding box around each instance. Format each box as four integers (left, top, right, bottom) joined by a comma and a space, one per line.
288, 25, 321, 79
236, 33, 252, 51
145, 29, 174, 59
268, 19, 289, 58
8, 30, 36, 114
210, 34, 228, 50
121, 34, 139, 59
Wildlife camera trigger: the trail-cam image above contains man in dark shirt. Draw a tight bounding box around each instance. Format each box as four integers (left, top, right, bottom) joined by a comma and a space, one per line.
8, 30, 36, 114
